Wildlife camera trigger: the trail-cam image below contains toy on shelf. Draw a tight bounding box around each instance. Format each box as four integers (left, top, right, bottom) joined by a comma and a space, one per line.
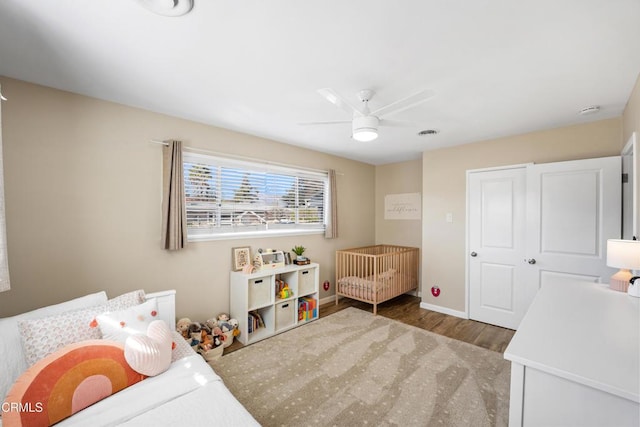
254, 249, 285, 271
275, 278, 293, 299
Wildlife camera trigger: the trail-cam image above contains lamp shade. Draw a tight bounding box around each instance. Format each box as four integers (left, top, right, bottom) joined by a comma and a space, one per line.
606, 239, 640, 269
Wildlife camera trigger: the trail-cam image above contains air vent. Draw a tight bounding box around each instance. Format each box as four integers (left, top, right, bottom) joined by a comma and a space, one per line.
418, 129, 439, 136
579, 106, 600, 116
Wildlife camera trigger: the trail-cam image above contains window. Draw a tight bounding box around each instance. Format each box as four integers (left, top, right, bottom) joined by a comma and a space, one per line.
183, 152, 328, 240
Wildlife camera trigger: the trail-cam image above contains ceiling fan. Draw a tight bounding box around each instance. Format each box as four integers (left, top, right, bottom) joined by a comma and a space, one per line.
300, 88, 435, 142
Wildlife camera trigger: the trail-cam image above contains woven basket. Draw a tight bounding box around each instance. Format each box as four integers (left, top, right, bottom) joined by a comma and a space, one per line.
222, 331, 235, 348
200, 345, 223, 362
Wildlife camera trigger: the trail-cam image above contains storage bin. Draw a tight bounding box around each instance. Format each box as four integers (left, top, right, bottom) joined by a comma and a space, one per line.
298, 268, 315, 295
248, 276, 272, 308
222, 330, 235, 348
274, 301, 295, 331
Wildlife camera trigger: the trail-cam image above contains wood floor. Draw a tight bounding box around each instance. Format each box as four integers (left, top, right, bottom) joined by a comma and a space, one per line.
226, 294, 515, 354
321, 294, 515, 353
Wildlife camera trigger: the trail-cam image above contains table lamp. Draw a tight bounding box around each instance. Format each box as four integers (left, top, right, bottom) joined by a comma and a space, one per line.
606, 239, 640, 293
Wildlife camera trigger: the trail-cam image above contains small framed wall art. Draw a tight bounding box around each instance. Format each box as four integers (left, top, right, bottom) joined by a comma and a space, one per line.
232, 247, 251, 271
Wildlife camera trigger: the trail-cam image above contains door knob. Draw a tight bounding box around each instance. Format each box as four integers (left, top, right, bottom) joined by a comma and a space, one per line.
526, 258, 536, 264
470, 252, 477, 257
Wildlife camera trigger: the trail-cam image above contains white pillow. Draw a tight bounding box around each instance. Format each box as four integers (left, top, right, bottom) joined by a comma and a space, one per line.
96, 298, 159, 343
124, 320, 173, 376
17, 290, 145, 367
0, 291, 108, 405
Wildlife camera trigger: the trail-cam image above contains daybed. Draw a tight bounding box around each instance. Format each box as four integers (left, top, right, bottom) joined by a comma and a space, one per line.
336, 245, 419, 314
0, 289, 258, 426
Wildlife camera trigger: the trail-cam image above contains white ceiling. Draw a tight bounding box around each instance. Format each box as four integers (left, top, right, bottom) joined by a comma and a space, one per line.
1, 1, 640, 165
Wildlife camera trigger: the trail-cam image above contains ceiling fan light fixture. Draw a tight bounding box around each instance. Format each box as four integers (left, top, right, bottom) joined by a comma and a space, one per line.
137, 0, 194, 16
352, 116, 379, 142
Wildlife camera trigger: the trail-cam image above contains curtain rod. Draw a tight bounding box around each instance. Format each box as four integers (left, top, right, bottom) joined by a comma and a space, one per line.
150, 139, 343, 175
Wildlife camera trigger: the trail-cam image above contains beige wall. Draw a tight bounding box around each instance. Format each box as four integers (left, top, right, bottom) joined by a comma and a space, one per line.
623, 73, 640, 146
421, 118, 623, 313
0, 77, 376, 320
374, 159, 422, 288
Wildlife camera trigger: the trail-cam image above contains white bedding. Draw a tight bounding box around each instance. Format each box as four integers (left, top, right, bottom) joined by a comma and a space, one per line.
1, 290, 258, 427
56, 353, 258, 427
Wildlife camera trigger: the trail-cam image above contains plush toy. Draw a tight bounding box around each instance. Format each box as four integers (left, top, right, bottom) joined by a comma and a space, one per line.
176, 318, 192, 339
229, 318, 240, 337
188, 323, 202, 347
205, 318, 218, 331
198, 330, 213, 351
211, 326, 225, 347
217, 313, 233, 332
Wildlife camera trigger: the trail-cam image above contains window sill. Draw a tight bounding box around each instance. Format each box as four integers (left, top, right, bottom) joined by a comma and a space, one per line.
187, 228, 325, 242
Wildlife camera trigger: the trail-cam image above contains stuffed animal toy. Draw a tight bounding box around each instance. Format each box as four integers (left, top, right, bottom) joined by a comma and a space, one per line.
229, 319, 240, 337
200, 323, 212, 336
188, 323, 202, 347
176, 318, 192, 339
217, 313, 232, 332
211, 326, 225, 347
198, 330, 214, 351
205, 318, 218, 331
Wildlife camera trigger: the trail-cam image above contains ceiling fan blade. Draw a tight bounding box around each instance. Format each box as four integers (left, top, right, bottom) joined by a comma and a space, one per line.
298, 120, 351, 126
370, 89, 435, 119
379, 118, 415, 128
317, 88, 361, 116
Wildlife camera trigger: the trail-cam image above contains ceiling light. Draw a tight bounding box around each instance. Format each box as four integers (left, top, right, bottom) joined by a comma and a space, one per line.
579, 105, 600, 116
137, 0, 194, 17
352, 116, 379, 142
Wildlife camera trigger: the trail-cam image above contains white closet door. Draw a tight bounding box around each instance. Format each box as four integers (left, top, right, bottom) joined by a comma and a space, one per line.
468, 156, 621, 330
524, 156, 621, 307
468, 167, 527, 330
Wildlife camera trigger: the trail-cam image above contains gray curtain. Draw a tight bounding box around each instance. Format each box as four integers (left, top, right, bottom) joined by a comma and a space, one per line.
161, 140, 188, 250
325, 169, 338, 239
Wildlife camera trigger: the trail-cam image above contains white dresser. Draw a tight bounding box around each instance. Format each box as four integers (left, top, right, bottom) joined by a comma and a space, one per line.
504, 281, 639, 426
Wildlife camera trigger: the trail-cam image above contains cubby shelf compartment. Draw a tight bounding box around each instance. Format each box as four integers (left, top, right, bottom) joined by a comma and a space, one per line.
230, 263, 320, 346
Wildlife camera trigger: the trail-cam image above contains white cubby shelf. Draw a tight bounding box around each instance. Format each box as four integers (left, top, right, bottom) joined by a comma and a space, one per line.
230, 263, 319, 346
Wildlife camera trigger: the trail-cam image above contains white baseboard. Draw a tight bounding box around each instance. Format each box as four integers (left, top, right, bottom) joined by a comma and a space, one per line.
319, 295, 340, 306
419, 302, 468, 319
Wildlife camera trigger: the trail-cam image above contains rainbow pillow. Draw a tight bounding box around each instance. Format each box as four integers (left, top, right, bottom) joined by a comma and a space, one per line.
2, 340, 146, 426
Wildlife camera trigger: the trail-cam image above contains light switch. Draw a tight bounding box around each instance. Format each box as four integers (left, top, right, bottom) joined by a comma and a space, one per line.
446, 213, 453, 223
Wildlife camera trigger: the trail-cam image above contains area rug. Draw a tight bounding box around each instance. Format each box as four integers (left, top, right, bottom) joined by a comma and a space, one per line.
211, 307, 510, 426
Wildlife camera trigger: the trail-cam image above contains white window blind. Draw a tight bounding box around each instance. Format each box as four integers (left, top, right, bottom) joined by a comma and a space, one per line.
183, 152, 328, 239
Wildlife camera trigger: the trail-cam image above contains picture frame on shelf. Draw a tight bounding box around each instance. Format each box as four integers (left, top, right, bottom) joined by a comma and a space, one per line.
232, 247, 251, 272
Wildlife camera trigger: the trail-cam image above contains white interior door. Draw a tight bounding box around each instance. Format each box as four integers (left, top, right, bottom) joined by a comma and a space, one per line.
468, 166, 527, 330
524, 156, 621, 306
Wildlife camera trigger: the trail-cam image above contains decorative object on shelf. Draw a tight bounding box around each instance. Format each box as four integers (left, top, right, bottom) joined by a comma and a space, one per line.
253, 250, 285, 271
291, 245, 306, 261
242, 264, 256, 274
232, 247, 252, 272
292, 245, 310, 264
606, 239, 640, 292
